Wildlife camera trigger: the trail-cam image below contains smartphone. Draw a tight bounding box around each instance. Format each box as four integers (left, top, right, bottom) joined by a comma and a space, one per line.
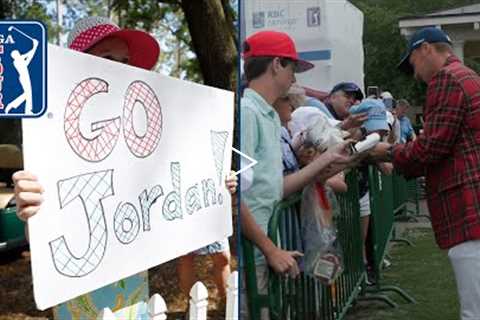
367, 86, 379, 99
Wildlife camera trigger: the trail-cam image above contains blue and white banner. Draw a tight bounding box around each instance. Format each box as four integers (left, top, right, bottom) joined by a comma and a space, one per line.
240, 0, 365, 92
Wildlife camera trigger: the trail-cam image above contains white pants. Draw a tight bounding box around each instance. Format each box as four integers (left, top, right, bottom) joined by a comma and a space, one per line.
448, 240, 480, 320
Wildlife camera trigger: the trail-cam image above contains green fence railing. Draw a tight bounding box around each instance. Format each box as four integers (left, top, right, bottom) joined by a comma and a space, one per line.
368, 167, 394, 277
364, 167, 416, 306
243, 170, 365, 320
0, 206, 27, 252
392, 173, 408, 215
242, 235, 269, 320
392, 172, 427, 222
242, 167, 421, 319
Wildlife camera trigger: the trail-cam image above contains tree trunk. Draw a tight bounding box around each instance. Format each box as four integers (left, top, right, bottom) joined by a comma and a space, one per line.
0, 0, 22, 147
179, 0, 237, 91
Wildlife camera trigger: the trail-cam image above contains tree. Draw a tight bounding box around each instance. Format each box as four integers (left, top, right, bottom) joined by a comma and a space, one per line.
179, 0, 237, 90
351, 0, 478, 106
111, 0, 237, 91
0, 0, 12, 18
0, 1, 19, 147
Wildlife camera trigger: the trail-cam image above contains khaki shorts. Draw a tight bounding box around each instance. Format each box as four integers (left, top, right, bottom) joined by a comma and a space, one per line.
241, 264, 270, 320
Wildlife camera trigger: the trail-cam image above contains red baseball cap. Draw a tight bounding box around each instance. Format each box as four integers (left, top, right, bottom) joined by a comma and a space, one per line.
243, 30, 314, 73
67, 17, 160, 70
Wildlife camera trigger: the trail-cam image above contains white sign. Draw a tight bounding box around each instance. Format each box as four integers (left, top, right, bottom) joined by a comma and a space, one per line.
22, 45, 234, 310
241, 0, 365, 92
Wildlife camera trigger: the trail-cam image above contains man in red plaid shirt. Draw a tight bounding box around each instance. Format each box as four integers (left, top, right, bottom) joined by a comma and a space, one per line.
373, 27, 480, 319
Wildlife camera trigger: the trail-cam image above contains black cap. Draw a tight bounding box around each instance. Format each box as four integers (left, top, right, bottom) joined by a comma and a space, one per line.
330, 82, 364, 100
398, 27, 452, 74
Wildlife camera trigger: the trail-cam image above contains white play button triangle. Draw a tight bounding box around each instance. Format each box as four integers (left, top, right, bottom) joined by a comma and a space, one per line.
231, 147, 258, 176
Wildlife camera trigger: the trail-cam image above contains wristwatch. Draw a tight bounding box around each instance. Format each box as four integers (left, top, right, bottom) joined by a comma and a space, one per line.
360, 127, 367, 139
386, 145, 395, 162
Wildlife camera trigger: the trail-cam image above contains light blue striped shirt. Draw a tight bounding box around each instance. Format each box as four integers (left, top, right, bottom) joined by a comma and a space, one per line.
241, 88, 283, 264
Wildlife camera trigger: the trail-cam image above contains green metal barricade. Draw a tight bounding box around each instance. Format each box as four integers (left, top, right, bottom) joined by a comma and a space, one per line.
268, 193, 319, 320
406, 179, 420, 216
406, 178, 431, 221
242, 194, 308, 320
368, 166, 394, 277
392, 173, 408, 215
243, 170, 366, 320
364, 166, 416, 306
0, 206, 27, 252
242, 234, 270, 319
332, 171, 367, 319
268, 170, 365, 320
393, 171, 428, 223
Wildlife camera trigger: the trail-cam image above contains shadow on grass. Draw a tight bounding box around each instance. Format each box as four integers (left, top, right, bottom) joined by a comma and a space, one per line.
346, 227, 459, 320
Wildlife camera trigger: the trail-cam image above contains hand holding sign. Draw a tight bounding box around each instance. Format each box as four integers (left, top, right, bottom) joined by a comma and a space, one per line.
22, 45, 234, 309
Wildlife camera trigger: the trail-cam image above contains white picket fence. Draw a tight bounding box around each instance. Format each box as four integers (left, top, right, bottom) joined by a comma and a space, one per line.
97, 271, 238, 320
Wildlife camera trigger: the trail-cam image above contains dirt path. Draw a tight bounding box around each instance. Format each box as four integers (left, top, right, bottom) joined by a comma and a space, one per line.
0, 245, 237, 320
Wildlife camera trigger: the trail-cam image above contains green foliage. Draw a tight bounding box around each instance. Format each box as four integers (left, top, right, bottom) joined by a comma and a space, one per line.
111, 0, 175, 31
464, 57, 480, 74
6, 0, 61, 42
110, 0, 201, 82
63, 0, 111, 30
0, 0, 13, 19
350, 0, 478, 105
1, 0, 234, 83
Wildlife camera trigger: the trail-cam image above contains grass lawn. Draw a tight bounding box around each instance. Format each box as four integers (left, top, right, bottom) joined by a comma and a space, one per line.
346, 227, 460, 320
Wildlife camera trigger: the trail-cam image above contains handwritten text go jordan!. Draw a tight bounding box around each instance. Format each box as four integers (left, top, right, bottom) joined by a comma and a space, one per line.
50, 77, 229, 278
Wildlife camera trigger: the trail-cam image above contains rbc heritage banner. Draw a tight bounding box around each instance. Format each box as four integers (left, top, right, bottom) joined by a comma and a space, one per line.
240, 0, 364, 92
22, 45, 234, 310
0, 21, 47, 117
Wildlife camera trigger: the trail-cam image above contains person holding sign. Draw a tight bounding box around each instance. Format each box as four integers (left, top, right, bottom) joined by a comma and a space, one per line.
177, 170, 236, 302
16, 16, 238, 319
13, 16, 161, 319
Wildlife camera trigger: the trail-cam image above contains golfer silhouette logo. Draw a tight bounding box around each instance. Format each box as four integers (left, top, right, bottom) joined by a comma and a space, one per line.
0, 21, 47, 118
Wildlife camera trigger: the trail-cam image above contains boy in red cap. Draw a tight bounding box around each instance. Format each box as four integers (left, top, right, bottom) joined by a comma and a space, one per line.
240, 30, 355, 319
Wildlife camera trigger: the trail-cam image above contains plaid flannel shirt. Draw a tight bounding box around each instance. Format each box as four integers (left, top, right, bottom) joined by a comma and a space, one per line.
393, 56, 480, 249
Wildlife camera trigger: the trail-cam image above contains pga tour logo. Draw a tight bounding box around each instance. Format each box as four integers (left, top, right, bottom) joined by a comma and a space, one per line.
307, 7, 321, 27
0, 21, 47, 118
252, 11, 265, 28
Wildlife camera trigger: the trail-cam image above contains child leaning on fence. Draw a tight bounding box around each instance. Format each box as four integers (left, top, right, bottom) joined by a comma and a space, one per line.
13, 16, 237, 319
285, 104, 349, 283
348, 98, 393, 284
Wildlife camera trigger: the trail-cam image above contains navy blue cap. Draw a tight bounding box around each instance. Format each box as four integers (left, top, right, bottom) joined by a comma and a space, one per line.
330, 82, 364, 100
398, 27, 452, 74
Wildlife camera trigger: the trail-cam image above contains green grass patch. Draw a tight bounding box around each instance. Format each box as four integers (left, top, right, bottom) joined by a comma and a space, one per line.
346, 227, 459, 320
